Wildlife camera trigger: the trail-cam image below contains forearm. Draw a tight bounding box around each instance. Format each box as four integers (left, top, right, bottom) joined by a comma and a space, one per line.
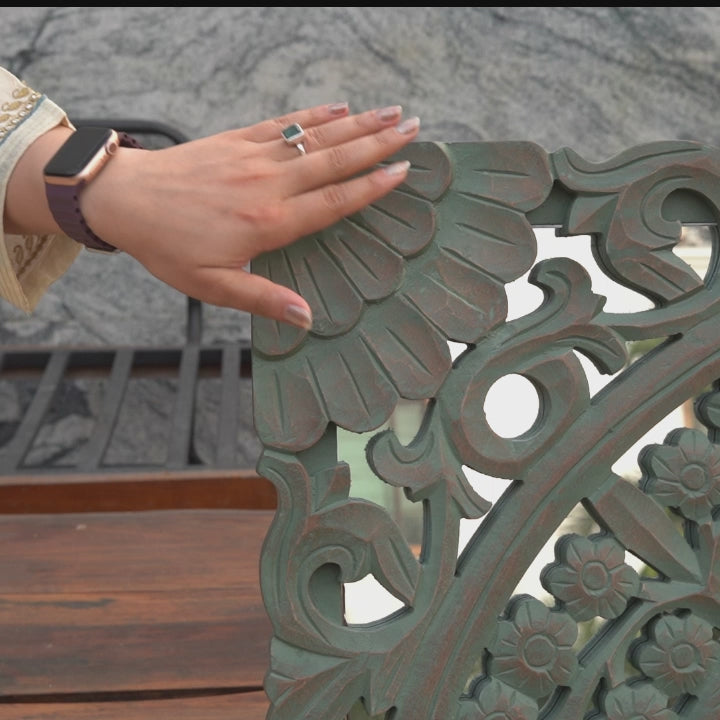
4, 124, 73, 235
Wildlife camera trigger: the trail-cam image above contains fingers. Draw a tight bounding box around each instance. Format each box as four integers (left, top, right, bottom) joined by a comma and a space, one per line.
243, 102, 351, 143
271, 105, 406, 160
245, 115, 419, 250
202, 109, 420, 327
194, 267, 313, 330
286, 115, 420, 194
248, 104, 411, 163
276, 156, 413, 243
216, 120, 416, 322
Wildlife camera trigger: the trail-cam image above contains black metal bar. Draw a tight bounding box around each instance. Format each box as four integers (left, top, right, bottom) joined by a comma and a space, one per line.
165, 344, 201, 470
71, 118, 191, 146
216, 344, 241, 468
186, 297, 203, 345
0, 351, 69, 470
75, 348, 134, 471
1, 350, 55, 373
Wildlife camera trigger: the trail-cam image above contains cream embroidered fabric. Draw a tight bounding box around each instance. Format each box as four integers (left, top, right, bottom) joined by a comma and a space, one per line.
0, 66, 80, 312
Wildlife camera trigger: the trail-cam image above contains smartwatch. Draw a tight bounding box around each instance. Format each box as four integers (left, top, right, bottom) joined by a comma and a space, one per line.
44, 126, 143, 253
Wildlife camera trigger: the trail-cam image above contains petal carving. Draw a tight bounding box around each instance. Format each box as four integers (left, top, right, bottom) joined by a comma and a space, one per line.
451, 140, 554, 212
319, 220, 403, 301
360, 296, 451, 400
392, 141, 453, 201
402, 251, 508, 342
253, 361, 328, 450
356, 191, 436, 258
285, 238, 365, 337
312, 338, 399, 433
438, 197, 537, 283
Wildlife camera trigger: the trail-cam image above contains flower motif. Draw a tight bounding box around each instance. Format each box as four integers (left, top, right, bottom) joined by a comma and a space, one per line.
542, 534, 640, 621
640, 428, 720, 521
458, 678, 538, 720
252, 141, 552, 451
489, 596, 578, 698
597, 681, 678, 720
632, 613, 720, 696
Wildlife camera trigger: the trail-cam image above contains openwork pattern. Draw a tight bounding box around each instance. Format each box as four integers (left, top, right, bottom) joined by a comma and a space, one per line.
252, 141, 720, 719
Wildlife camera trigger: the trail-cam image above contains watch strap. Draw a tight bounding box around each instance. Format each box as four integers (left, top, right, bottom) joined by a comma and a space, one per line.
45, 132, 143, 253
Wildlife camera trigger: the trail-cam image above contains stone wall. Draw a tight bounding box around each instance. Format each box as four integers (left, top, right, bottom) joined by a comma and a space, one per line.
2, 7, 720, 468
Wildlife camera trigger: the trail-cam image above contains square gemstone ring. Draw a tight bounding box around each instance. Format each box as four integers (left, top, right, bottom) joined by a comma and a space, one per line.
282, 123, 307, 155
282, 123, 305, 144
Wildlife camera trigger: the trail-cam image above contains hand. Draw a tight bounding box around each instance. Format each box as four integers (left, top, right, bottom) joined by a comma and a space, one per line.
81, 103, 420, 329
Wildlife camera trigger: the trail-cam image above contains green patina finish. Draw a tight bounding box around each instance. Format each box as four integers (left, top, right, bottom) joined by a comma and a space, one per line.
252, 141, 720, 719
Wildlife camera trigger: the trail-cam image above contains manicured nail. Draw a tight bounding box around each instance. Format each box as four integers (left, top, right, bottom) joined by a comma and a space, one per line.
376, 105, 402, 122
384, 160, 411, 177
284, 304, 313, 330
396, 116, 420, 134
328, 102, 349, 115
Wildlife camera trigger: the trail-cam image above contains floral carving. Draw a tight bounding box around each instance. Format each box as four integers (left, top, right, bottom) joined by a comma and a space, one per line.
597, 681, 678, 720
631, 613, 720, 696
542, 534, 640, 621
253, 140, 720, 719
489, 597, 578, 699
683, 665, 720, 719
458, 678, 538, 720
640, 428, 720, 522
252, 141, 552, 451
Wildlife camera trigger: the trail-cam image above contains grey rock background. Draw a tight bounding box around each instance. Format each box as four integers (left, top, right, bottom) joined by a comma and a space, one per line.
2, 6, 720, 469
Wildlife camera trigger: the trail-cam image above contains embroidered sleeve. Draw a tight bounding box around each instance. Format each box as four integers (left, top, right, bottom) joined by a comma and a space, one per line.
0, 66, 80, 313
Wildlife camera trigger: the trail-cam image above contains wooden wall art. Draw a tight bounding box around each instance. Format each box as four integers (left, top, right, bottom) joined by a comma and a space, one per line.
252, 140, 720, 720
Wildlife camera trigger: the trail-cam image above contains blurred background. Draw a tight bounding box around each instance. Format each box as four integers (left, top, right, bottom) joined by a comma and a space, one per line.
1, 9, 719, 581
3, 7, 720, 349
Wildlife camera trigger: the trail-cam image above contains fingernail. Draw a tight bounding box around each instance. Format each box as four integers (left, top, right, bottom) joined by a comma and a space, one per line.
383, 160, 411, 177
396, 116, 420, 134
284, 304, 313, 330
328, 102, 349, 115
376, 105, 402, 122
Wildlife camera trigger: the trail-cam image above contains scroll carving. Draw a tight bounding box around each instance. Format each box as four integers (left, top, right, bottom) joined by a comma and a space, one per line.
252, 140, 720, 719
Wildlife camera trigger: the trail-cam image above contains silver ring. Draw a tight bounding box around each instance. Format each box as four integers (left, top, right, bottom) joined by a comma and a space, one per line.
281, 122, 307, 155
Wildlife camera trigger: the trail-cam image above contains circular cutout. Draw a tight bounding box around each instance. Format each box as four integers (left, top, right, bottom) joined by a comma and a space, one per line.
484, 374, 539, 438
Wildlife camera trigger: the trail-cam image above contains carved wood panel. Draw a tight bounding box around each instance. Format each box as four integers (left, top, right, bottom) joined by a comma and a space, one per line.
252, 141, 720, 719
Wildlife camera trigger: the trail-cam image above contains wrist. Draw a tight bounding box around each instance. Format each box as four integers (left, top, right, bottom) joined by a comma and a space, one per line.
79, 144, 147, 253
43, 127, 144, 252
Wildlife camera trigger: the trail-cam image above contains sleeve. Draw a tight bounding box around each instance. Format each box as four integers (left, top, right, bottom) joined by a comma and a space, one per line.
0, 66, 81, 313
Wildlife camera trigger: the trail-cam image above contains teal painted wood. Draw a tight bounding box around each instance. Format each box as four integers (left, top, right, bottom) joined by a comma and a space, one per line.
251, 141, 720, 719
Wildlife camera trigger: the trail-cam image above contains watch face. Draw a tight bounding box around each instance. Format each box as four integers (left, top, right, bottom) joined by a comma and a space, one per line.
44, 126, 114, 177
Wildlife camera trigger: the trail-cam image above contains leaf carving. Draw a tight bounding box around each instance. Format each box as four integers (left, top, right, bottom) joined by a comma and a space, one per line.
312, 499, 421, 606
554, 141, 720, 302
684, 665, 720, 719
266, 639, 365, 720
368, 423, 491, 520
586, 473, 702, 583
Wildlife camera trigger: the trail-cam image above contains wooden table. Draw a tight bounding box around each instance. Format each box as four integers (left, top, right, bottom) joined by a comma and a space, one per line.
0, 509, 274, 719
